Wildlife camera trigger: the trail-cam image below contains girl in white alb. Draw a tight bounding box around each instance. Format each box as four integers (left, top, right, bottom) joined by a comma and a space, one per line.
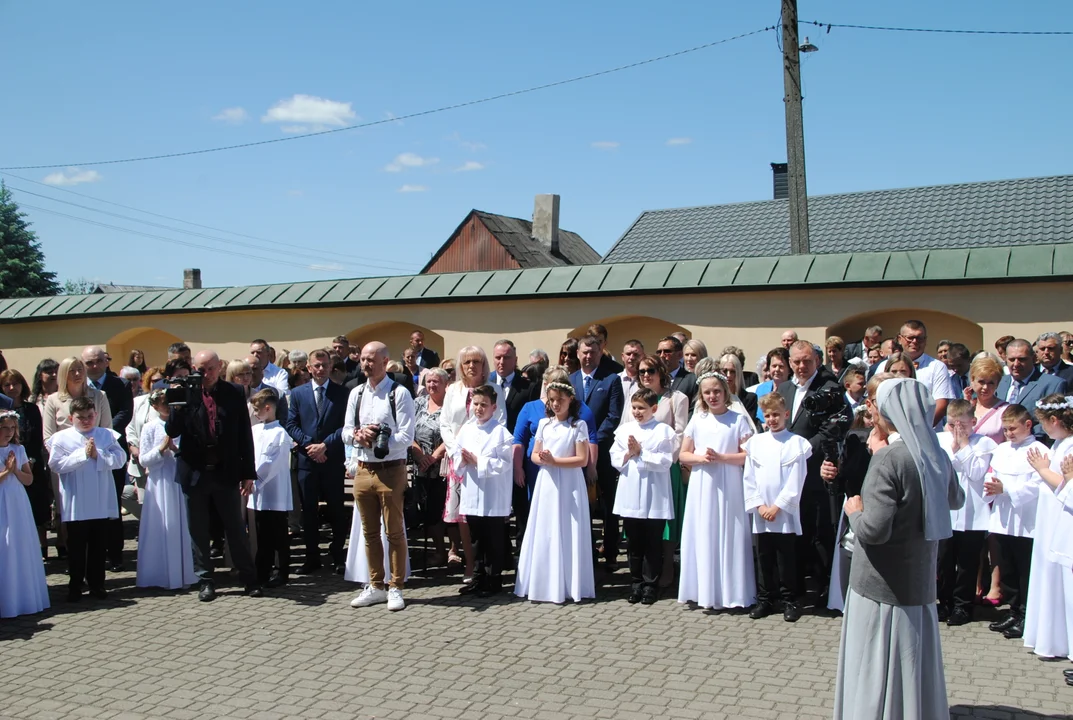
0, 411, 50, 617
677, 372, 756, 610
515, 381, 595, 604
136, 393, 196, 590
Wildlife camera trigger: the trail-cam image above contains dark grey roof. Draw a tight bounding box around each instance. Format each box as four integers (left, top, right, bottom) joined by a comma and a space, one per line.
602, 175, 1073, 264
92, 283, 171, 294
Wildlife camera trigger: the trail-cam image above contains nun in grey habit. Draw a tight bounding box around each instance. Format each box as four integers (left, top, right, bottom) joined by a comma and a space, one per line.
833, 378, 965, 720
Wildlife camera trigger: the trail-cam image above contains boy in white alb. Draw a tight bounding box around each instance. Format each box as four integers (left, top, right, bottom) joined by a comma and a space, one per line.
48, 396, 127, 602
984, 404, 1047, 638
453, 385, 515, 597
743, 392, 812, 622
610, 388, 677, 605
937, 399, 998, 626
249, 390, 294, 588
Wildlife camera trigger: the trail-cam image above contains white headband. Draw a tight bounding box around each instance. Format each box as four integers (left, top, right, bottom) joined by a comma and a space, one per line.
1036, 395, 1073, 411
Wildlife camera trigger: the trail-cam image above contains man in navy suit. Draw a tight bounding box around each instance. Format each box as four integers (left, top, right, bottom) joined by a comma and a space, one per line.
998, 339, 1069, 441
286, 348, 350, 575
571, 335, 624, 571
1034, 332, 1073, 384
409, 330, 440, 369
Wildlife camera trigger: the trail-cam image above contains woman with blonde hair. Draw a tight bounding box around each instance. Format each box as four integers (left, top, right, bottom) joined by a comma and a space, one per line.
884, 352, 917, 379
439, 346, 507, 582
715, 354, 759, 434
682, 339, 708, 375
42, 357, 113, 558
825, 336, 849, 383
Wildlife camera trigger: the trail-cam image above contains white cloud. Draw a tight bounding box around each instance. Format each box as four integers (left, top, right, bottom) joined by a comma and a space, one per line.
455, 161, 485, 172
398, 184, 428, 193
42, 168, 102, 186
666, 137, 693, 146
212, 107, 248, 124
591, 141, 620, 150
280, 125, 309, 134
384, 152, 440, 172
308, 263, 344, 272
262, 94, 357, 130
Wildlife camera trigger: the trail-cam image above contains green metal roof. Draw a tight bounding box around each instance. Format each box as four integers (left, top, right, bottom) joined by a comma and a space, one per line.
2, 243, 1070, 324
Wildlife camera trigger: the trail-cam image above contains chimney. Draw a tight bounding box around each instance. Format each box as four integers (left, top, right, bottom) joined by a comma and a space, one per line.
183, 268, 202, 290
532, 194, 560, 255
771, 163, 789, 200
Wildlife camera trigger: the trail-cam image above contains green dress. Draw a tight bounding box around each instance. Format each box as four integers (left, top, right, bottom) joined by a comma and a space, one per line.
663, 462, 687, 542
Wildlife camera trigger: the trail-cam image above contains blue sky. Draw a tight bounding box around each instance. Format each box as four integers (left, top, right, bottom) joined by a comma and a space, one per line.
2, 1, 1070, 289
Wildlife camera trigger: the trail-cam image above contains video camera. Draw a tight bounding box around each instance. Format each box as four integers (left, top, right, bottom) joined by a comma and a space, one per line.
164, 373, 204, 407
802, 385, 853, 465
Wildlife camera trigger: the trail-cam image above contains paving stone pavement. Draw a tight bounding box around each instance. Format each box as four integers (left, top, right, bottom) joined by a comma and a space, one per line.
2, 524, 1071, 720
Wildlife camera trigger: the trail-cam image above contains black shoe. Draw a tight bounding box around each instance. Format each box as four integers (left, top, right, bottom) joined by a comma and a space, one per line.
67, 588, 82, 603
1003, 620, 1024, 639
108, 562, 124, 573
458, 580, 482, 595
989, 614, 1018, 632
296, 562, 322, 575
1066, 676, 1073, 688
209, 545, 224, 560
936, 605, 950, 622
57, 546, 68, 560
1063, 668, 1073, 679
947, 608, 972, 626
265, 572, 288, 588
627, 589, 643, 604
783, 602, 801, 623
89, 587, 108, 600
334, 563, 346, 576
477, 583, 502, 599
604, 559, 619, 574
198, 582, 216, 602
749, 602, 775, 619
244, 585, 263, 598
640, 590, 658, 606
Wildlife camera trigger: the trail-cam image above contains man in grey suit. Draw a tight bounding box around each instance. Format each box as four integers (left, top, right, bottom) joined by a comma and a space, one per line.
1035, 332, 1073, 384
997, 339, 1068, 441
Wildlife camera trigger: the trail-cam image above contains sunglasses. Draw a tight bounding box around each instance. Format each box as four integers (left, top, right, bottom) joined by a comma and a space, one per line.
638, 368, 658, 375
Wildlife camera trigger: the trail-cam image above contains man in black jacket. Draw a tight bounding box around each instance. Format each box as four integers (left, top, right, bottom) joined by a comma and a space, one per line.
82, 346, 133, 572
166, 350, 261, 602
777, 340, 847, 603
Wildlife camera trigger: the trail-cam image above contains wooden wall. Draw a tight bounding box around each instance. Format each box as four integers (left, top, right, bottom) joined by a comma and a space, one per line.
424, 215, 520, 274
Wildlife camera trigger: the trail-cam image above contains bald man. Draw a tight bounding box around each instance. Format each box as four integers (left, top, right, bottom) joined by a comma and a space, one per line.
166, 350, 262, 601
781, 330, 799, 349
82, 345, 133, 571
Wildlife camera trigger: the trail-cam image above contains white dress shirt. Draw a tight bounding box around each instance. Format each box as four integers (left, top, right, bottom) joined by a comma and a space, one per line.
618, 371, 640, 423
490, 371, 515, 401
791, 371, 817, 423
260, 362, 290, 397
342, 376, 416, 463
913, 354, 956, 402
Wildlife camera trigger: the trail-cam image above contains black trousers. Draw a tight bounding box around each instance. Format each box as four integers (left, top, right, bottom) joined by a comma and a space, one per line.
67, 518, 108, 592
184, 477, 257, 585
467, 515, 505, 586
623, 517, 663, 593
254, 510, 290, 583
756, 532, 798, 603
938, 530, 986, 612
107, 469, 126, 564
595, 445, 621, 561
796, 488, 834, 594
995, 533, 1034, 618
510, 480, 530, 553
298, 466, 347, 565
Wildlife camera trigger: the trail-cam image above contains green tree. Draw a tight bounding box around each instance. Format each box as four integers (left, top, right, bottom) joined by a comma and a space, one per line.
0, 182, 59, 298
62, 277, 97, 295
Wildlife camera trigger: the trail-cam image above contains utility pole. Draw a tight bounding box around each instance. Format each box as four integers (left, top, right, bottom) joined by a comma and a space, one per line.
782, 0, 810, 254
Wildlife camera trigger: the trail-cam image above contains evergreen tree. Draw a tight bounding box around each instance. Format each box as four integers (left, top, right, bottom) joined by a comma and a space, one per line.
0, 181, 60, 298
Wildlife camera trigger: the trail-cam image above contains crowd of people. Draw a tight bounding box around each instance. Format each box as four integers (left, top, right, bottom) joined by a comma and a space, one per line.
2, 321, 1073, 713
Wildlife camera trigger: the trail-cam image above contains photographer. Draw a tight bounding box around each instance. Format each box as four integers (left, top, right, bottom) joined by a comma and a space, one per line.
343, 342, 415, 612
165, 350, 261, 602
777, 340, 848, 602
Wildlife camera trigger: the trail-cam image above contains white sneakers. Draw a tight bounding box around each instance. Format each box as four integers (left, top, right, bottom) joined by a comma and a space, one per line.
350, 585, 405, 611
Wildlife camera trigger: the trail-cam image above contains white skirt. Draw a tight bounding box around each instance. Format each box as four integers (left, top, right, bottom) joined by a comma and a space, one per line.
136, 475, 196, 590
0, 479, 50, 618
833, 589, 949, 720
344, 508, 410, 584
514, 467, 595, 604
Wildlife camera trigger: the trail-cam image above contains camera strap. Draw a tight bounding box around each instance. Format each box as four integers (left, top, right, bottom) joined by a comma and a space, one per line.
355, 380, 398, 427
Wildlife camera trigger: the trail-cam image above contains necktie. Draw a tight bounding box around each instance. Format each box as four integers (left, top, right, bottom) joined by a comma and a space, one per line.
1008, 381, 1021, 403
584, 375, 592, 397
315, 385, 324, 415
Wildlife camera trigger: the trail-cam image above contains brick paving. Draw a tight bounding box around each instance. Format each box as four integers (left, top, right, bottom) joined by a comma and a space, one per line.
1, 521, 1071, 720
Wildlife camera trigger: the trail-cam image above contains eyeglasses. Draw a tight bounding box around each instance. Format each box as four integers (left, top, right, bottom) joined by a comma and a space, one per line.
638, 368, 658, 375
1064, 341, 1073, 347
655, 348, 674, 355
900, 335, 926, 344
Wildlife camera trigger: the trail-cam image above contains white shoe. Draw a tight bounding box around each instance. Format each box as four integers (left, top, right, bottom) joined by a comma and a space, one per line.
350, 586, 388, 608
387, 588, 405, 611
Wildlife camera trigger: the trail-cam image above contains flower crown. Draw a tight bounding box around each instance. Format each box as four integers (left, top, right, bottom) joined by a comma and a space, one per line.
853, 404, 869, 416
0, 410, 17, 422
696, 371, 728, 384
1036, 396, 1073, 411
546, 381, 575, 395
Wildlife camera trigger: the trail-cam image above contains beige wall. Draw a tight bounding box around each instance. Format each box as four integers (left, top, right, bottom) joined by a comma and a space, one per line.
3, 281, 1071, 379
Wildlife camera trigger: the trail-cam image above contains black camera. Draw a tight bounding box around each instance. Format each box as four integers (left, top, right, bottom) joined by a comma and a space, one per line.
803, 386, 853, 465
164, 373, 203, 407
372, 424, 393, 459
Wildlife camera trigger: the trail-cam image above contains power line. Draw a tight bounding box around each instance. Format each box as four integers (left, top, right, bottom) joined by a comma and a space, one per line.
18, 202, 408, 275
0, 26, 775, 171
0, 171, 420, 271
6, 183, 419, 273
804, 20, 1073, 36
